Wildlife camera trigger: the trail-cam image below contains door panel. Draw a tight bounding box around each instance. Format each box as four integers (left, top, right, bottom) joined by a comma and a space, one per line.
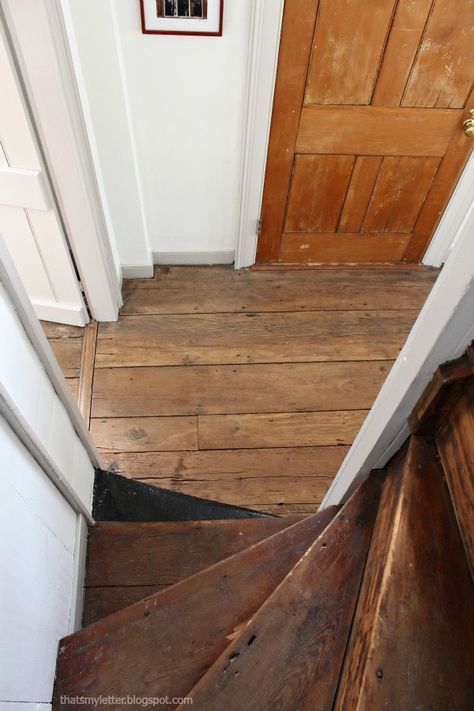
305, 0, 397, 105
0, 21, 87, 325
296, 107, 462, 157
402, 0, 474, 108
372, 0, 433, 107
338, 158, 383, 233
362, 158, 440, 234
285, 156, 354, 232
257, 0, 474, 265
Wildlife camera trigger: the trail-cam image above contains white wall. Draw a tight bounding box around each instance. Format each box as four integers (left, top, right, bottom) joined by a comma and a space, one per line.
0, 417, 78, 709
0, 282, 95, 511
0, 280, 94, 707
63, 0, 252, 265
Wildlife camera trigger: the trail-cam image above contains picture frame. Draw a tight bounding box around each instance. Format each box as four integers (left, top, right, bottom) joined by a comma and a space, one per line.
140, 0, 224, 37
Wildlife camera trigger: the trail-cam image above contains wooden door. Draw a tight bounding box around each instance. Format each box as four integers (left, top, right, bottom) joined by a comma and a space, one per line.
0, 21, 87, 325
257, 0, 474, 265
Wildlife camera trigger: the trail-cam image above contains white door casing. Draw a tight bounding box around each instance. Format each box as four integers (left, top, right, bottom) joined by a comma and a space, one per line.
0, 20, 88, 326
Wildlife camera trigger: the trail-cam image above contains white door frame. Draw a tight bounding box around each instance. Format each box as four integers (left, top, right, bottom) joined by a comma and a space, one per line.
235, 0, 473, 269
1, 0, 122, 322
234, 0, 285, 269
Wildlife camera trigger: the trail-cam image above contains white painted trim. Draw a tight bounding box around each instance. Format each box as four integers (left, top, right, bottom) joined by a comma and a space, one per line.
153, 251, 235, 266
0, 167, 50, 211
1, 0, 122, 322
33, 300, 88, 327
322, 192, 474, 508
423, 152, 474, 267
0, 236, 101, 471
121, 264, 155, 279
69, 513, 88, 632
234, 0, 285, 269
0, 382, 94, 523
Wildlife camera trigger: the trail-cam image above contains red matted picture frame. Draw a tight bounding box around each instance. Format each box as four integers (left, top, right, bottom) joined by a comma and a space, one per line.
140, 0, 224, 37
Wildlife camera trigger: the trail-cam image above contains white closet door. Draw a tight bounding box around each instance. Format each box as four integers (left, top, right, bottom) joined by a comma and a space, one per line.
0, 23, 88, 326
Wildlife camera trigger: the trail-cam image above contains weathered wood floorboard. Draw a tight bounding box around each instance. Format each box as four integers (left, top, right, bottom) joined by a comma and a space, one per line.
45, 267, 437, 512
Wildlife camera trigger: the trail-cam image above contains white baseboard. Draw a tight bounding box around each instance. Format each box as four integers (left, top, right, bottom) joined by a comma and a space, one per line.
69, 513, 88, 632
153, 250, 235, 266
121, 264, 155, 279
33, 301, 89, 326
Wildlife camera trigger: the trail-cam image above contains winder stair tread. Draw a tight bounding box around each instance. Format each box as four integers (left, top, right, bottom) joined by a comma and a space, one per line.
84, 516, 303, 624
176, 476, 382, 711
54, 506, 337, 708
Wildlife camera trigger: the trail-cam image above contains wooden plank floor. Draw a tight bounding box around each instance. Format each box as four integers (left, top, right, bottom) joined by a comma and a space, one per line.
41, 321, 84, 403
44, 266, 437, 515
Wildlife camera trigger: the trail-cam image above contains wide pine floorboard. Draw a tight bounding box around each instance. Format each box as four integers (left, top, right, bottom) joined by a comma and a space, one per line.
46, 266, 437, 515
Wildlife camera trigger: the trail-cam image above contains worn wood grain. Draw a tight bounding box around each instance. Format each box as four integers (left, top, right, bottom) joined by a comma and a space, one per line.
296, 106, 461, 157
305, 0, 396, 105
179, 477, 382, 711
83, 586, 167, 627
128, 476, 332, 509
279, 234, 410, 264
41, 320, 84, 378
436, 377, 474, 578
46, 338, 83, 378
54, 509, 337, 708
403, 0, 474, 108
100, 446, 349, 481
285, 155, 354, 232
198, 410, 367, 450
336, 437, 474, 710
66, 377, 79, 403
372, 0, 433, 106
91, 361, 392, 418
121, 267, 437, 314
86, 518, 302, 588
362, 157, 440, 234
95, 311, 418, 368
90, 416, 198, 452
338, 157, 383, 233
77, 321, 98, 426
248, 503, 320, 516
256, 0, 320, 261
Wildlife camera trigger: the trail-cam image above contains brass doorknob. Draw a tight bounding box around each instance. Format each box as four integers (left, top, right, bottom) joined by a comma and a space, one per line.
464, 109, 474, 138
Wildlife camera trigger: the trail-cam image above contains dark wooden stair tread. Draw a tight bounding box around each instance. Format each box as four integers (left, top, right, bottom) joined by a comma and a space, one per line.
84, 516, 303, 625
54, 506, 337, 709
335, 436, 474, 710
177, 476, 382, 711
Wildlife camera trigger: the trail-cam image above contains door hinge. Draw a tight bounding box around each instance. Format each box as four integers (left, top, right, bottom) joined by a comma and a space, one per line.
257, 217, 263, 235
